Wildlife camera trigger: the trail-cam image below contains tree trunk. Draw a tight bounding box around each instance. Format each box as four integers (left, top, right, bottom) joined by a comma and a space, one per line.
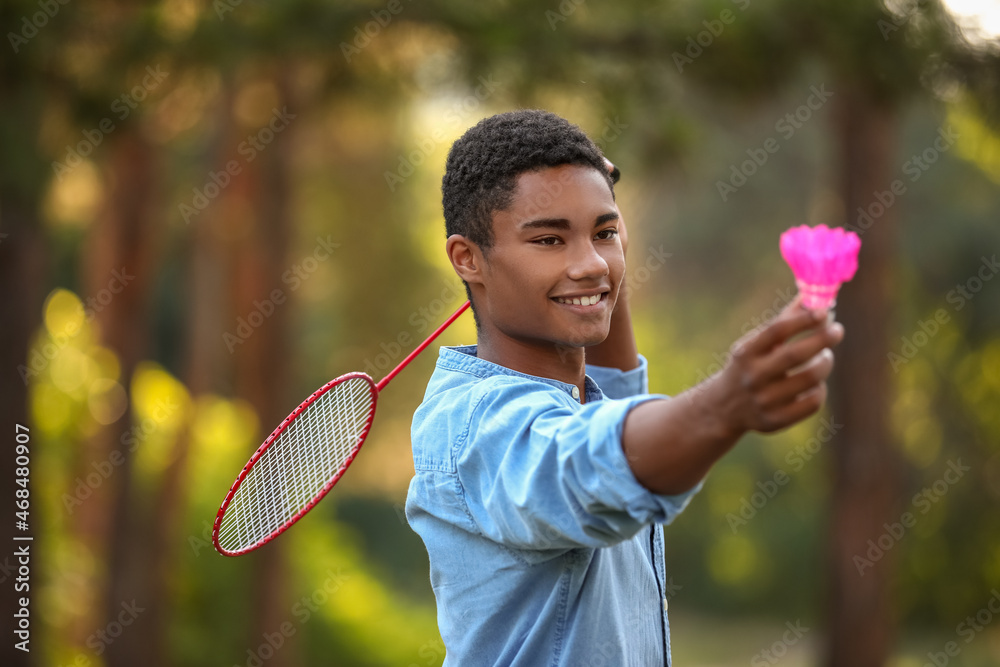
0, 198, 45, 667
229, 73, 299, 667
824, 81, 901, 667
0, 34, 50, 667
145, 81, 237, 667
91, 127, 163, 667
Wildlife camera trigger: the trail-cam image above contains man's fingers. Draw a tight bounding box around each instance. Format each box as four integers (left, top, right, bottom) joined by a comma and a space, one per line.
753, 323, 843, 387
735, 298, 826, 359
755, 349, 834, 410
757, 382, 827, 432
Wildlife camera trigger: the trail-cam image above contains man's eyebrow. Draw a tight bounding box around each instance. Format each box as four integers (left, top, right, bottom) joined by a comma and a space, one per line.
519, 211, 619, 231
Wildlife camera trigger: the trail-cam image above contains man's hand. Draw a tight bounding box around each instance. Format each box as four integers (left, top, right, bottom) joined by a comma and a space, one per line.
621, 294, 845, 495
622, 298, 844, 495
709, 296, 845, 437
604, 158, 627, 259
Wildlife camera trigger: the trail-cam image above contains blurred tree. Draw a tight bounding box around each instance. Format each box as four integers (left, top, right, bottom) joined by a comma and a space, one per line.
226, 69, 298, 667
85, 125, 164, 667
0, 5, 48, 665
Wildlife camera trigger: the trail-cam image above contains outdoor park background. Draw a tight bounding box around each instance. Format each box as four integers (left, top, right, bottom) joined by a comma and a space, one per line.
2, 0, 1000, 665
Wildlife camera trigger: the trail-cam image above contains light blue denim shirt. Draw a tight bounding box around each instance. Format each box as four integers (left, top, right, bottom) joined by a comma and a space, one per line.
405, 344, 705, 666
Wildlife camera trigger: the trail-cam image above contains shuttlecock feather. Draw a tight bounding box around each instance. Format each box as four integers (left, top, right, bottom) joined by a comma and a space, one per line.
780, 224, 861, 310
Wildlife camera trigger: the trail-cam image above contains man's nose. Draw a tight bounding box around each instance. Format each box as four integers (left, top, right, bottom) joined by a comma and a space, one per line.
566, 240, 609, 280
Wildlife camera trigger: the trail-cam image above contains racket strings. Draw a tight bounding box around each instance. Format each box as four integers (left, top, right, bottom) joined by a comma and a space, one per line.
216, 377, 374, 553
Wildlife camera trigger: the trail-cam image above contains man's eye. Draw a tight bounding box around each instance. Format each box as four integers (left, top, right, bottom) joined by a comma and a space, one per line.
533, 237, 559, 245
597, 228, 619, 240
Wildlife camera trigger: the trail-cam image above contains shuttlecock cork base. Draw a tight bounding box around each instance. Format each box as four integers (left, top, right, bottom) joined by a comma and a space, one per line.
795, 279, 841, 311
780, 224, 861, 313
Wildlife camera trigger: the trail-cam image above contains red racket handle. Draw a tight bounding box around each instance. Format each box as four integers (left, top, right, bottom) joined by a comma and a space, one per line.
375, 300, 471, 392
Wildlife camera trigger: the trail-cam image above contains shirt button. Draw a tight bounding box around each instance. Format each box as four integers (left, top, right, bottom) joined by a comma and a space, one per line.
571, 386, 580, 400
663, 597, 669, 611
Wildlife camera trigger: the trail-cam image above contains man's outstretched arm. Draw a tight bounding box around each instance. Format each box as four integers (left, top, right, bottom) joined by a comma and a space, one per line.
622, 299, 844, 495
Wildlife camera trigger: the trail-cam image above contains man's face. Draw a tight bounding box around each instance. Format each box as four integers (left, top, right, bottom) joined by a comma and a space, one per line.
477, 163, 624, 351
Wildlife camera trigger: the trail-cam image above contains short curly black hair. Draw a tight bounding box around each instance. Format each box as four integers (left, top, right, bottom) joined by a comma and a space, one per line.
442, 109, 615, 329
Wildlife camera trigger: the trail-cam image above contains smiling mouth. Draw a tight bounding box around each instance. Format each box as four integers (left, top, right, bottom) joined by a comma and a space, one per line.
551, 292, 608, 307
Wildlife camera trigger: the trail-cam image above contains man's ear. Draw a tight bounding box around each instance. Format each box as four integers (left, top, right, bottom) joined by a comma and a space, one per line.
446, 234, 486, 286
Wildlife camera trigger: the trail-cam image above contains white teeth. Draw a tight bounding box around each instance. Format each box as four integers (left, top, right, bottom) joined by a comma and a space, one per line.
556, 294, 601, 306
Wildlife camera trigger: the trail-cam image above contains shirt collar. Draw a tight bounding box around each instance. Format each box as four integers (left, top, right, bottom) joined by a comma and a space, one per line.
437, 344, 604, 403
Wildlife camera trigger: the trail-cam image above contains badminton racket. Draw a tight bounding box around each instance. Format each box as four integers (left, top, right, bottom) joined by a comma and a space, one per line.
213, 158, 620, 556
212, 299, 471, 556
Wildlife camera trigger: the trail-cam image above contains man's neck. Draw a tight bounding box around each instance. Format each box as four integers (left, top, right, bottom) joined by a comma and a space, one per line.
475, 330, 586, 393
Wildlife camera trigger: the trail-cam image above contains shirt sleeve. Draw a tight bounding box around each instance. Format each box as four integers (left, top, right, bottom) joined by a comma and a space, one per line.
585, 353, 654, 399
454, 378, 703, 552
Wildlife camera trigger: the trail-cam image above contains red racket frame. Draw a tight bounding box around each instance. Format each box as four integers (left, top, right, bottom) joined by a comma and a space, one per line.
212, 299, 471, 556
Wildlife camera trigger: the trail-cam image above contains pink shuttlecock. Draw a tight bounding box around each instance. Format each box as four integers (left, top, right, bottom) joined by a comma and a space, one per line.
779, 224, 861, 310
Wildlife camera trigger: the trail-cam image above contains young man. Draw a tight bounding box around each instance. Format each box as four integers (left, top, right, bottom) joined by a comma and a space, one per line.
404, 109, 843, 665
